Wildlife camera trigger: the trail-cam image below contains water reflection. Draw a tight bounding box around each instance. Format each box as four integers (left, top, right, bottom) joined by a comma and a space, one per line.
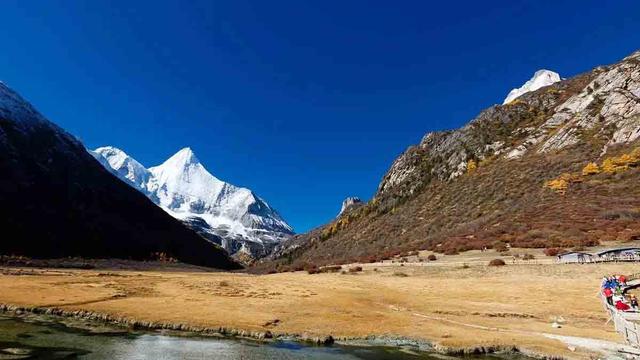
0, 315, 523, 359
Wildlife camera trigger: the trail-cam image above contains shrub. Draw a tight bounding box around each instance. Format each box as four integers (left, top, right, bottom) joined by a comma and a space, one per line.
320, 265, 342, 273
493, 242, 508, 253
619, 230, 640, 242
543, 248, 565, 257
151, 252, 178, 263
427, 254, 437, 261
219, 280, 230, 287
600, 209, 640, 220
544, 177, 569, 194
522, 254, 535, 260
348, 266, 363, 273
467, 159, 477, 173
461, 263, 470, 269
304, 263, 319, 274
488, 259, 506, 266
393, 272, 409, 277
443, 248, 459, 255
582, 162, 600, 176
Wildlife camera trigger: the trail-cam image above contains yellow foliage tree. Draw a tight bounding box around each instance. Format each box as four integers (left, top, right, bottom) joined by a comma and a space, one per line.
615, 154, 634, 167
602, 158, 618, 173
582, 162, 600, 176
544, 173, 582, 194
544, 178, 569, 195
467, 159, 477, 173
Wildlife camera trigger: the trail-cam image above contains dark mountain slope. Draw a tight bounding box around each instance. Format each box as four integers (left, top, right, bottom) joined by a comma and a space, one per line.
258, 50, 640, 271
0, 82, 240, 270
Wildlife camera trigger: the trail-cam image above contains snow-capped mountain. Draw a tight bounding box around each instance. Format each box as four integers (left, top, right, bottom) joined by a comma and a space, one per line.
0, 81, 238, 269
92, 146, 293, 258
503, 70, 561, 104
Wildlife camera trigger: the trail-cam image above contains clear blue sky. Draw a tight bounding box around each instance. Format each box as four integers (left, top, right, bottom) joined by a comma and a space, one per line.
1, 1, 638, 232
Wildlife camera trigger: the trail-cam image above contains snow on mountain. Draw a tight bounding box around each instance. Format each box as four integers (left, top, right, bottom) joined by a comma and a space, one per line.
339, 196, 363, 216
93, 146, 151, 189
503, 70, 561, 104
93, 146, 293, 258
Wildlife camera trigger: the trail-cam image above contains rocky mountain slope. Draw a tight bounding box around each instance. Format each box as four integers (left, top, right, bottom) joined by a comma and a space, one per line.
0, 82, 239, 269
92, 146, 293, 259
258, 49, 640, 271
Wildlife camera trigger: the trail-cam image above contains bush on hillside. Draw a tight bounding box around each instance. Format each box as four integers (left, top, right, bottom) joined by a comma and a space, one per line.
427, 254, 437, 261
493, 242, 508, 253
319, 265, 342, 273
582, 162, 600, 176
488, 259, 506, 266
543, 248, 565, 257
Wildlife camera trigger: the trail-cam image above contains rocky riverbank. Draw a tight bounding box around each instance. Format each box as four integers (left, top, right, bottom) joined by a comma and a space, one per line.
0, 303, 558, 359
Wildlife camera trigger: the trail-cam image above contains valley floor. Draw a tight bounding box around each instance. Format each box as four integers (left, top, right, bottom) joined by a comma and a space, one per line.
0, 249, 638, 359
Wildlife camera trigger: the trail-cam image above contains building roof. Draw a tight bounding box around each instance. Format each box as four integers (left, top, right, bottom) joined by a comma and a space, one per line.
596, 247, 640, 256
558, 251, 593, 257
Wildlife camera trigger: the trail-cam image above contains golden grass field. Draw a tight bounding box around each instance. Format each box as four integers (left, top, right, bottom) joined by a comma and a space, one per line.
0, 247, 638, 359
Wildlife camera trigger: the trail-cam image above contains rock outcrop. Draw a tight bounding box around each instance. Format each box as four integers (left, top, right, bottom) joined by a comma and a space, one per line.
339, 197, 364, 216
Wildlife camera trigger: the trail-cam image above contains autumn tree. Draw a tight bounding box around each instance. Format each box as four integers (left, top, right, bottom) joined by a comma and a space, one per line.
582, 162, 600, 176
467, 159, 477, 173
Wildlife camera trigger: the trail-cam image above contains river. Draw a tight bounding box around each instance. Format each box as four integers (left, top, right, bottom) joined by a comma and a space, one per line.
0, 314, 528, 359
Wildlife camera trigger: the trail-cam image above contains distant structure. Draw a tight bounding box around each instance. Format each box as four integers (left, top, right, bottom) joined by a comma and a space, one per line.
556, 251, 595, 264
557, 247, 640, 264
596, 248, 640, 262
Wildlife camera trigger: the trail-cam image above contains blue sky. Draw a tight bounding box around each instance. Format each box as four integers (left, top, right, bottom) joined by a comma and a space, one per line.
1, 1, 638, 232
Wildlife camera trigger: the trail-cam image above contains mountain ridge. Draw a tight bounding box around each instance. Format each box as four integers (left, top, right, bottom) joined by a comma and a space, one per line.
93, 145, 294, 259
256, 49, 640, 272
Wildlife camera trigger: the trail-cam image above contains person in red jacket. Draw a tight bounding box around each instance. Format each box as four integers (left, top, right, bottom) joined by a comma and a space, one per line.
619, 274, 627, 286
604, 287, 613, 306
616, 300, 631, 311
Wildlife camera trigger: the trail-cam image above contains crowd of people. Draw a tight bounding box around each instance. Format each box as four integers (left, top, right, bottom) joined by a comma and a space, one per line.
601, 274, 639, 311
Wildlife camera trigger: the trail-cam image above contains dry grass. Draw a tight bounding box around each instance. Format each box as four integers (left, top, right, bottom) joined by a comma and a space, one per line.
0, 255, 637, 359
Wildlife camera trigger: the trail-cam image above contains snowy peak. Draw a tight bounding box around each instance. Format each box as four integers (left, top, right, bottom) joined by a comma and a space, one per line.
503, 69, 561, 104
158, 147, 201, 169
93, 146, 150, 188
148, 147, 226, 206
92, 145, 293, 258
